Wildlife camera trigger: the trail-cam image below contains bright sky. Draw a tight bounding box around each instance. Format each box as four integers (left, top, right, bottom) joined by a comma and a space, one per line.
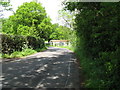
3, 0, 64, 24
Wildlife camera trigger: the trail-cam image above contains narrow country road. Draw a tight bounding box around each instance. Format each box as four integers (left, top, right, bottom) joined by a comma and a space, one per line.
2, 47, 80, 89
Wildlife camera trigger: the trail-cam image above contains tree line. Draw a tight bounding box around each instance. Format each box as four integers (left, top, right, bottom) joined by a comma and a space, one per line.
65, 2, 120, 89
1, 1, 72, 41
0, 1, 74, 58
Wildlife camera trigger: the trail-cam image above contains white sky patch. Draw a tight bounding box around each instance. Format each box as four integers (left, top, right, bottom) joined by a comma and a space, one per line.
10, 0, 33, 11
2, 0, 64, 24
40, 0, 63, 24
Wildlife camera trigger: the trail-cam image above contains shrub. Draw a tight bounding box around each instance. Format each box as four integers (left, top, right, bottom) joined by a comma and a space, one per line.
26, 36, 38, 49
66, 2, 120, 89
10, 48, 37, 58
26, 36, 45, 49
1, 34, 45, 54
1, 34, 14, 54
1, 48, 37, 58
21, 48, 37, 56
10, 51, 23, 58
12, 35, 26, 51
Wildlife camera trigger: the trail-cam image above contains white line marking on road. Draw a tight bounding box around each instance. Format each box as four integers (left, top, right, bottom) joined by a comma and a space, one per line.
65, 53, 71, 88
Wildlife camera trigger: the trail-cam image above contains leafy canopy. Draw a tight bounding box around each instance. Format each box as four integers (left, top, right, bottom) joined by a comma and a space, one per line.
2, 2, 53, 40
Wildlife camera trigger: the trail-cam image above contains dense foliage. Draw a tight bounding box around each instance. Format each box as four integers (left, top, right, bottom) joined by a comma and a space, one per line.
1, 1, 73, 58
66, 2, 120, 89
2, 2, 53, 40
1, 34, 44, 54
50, 23, 72, 40
2, 1, 73, 42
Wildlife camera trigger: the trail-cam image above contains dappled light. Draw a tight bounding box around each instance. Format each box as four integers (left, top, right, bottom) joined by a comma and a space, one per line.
47, 76, 59, 79
1, 0, 119, 89
0, 1, 83, 90
2, 47, 80, 89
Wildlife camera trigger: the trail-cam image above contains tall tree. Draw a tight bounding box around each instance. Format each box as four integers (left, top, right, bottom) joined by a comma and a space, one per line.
50, 24, 72, 40
38, 17, 53, 40
2, 2, 53, 40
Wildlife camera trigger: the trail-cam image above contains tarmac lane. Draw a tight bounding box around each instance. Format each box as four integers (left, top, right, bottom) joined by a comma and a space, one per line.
1, 47, 80, 89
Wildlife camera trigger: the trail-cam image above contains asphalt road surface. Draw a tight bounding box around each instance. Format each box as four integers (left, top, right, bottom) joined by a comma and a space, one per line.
1, 47, 80, 89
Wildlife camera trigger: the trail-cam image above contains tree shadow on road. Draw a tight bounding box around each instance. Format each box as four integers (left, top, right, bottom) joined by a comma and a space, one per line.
2, 49, 81, 89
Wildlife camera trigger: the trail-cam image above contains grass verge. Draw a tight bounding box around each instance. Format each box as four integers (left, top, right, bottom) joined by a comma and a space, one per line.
1, 47, 47, 59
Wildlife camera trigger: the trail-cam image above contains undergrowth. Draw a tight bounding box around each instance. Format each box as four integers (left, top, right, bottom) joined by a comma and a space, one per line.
2, 47, 47, 59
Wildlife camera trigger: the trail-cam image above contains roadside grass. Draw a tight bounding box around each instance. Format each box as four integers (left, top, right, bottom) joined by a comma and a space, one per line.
74, 48, 106, 88
57, 45, 107, 88
1, 47, 47, 59
35, 47, 47, 52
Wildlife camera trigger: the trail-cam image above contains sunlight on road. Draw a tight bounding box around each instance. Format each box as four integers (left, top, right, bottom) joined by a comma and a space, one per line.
36, 64, 48, 73
47, 76, 59, 79
2, 47, 80, 88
